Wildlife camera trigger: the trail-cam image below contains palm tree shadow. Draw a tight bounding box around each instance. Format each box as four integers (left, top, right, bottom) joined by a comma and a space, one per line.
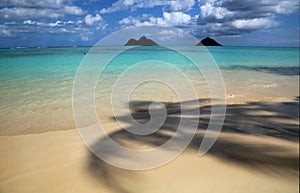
87, 97, 299, 192
88, 153, 136, 193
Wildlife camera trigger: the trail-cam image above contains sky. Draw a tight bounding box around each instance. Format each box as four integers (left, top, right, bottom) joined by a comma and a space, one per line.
0, 0, 299, 47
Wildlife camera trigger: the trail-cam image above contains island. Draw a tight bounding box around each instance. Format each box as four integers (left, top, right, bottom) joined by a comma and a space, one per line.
196, 37, 222, 46
124, 36, 159, 46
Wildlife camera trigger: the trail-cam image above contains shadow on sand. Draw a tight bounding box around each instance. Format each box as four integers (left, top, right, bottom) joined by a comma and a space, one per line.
88, 97, 299, 193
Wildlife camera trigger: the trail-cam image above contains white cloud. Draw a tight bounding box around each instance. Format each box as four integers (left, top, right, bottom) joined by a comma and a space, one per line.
159, 12, 192, 26
22, 19, 75, 27
119, 16, 139, 25
200, 2, 233, 20
23, 19, 35, 25
156, 29, 186, 40
274, 1, 300, 14
232, 18, 279, 30
119, 12, 192, 27
119, 14, 151, 25
168, 0, 195, 12
0, 7, 63, 19
79, 31, 93, 41
84, 14, 103, 25
64, 6, 84, 15
100, 0, 195, 14
48, 20, 63, 27
100, 0, 126, 14
0, 25, 14, 37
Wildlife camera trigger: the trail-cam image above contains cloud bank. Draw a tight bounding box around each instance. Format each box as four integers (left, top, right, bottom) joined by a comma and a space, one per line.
0, 0, 299, 45
104, 0, 299, 37
196, 0, 299, 36
100, 0, 195, 14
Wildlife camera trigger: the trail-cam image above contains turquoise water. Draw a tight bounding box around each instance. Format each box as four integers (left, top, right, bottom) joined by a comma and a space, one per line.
0, 46, 299, 135
1, 46, 299, 79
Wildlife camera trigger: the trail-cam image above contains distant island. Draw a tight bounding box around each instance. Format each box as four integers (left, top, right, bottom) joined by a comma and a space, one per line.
124, 36, 159, 46
124, 36, 222, 46
196, 37, 222, 46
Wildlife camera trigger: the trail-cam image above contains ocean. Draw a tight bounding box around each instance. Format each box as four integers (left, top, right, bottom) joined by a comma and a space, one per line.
0, 46, 299, 135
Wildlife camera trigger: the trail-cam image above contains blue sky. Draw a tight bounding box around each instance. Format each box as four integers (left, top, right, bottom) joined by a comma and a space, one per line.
0, 0, 299, 47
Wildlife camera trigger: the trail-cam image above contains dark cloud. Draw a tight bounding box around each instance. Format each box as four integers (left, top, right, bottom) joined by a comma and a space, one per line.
0, 0, 84, 19
0, 0, 72, 9
222, 0, 298, 14
196, 0, 299, 37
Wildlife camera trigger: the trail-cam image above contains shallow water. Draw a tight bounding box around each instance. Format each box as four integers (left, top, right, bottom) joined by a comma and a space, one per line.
0, 46, 299, 135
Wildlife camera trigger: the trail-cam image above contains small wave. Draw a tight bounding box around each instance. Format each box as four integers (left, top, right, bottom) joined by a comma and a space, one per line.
226, 66, 300, 76
251, 84, 278, 88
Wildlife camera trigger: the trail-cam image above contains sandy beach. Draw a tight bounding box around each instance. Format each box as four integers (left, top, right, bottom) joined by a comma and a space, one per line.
0, 93, 299, 193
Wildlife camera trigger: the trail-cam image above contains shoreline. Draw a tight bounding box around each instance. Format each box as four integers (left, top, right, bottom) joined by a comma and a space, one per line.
1, 68, 299, 136
0, 95, 299, 137
0, 99, 298, 193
